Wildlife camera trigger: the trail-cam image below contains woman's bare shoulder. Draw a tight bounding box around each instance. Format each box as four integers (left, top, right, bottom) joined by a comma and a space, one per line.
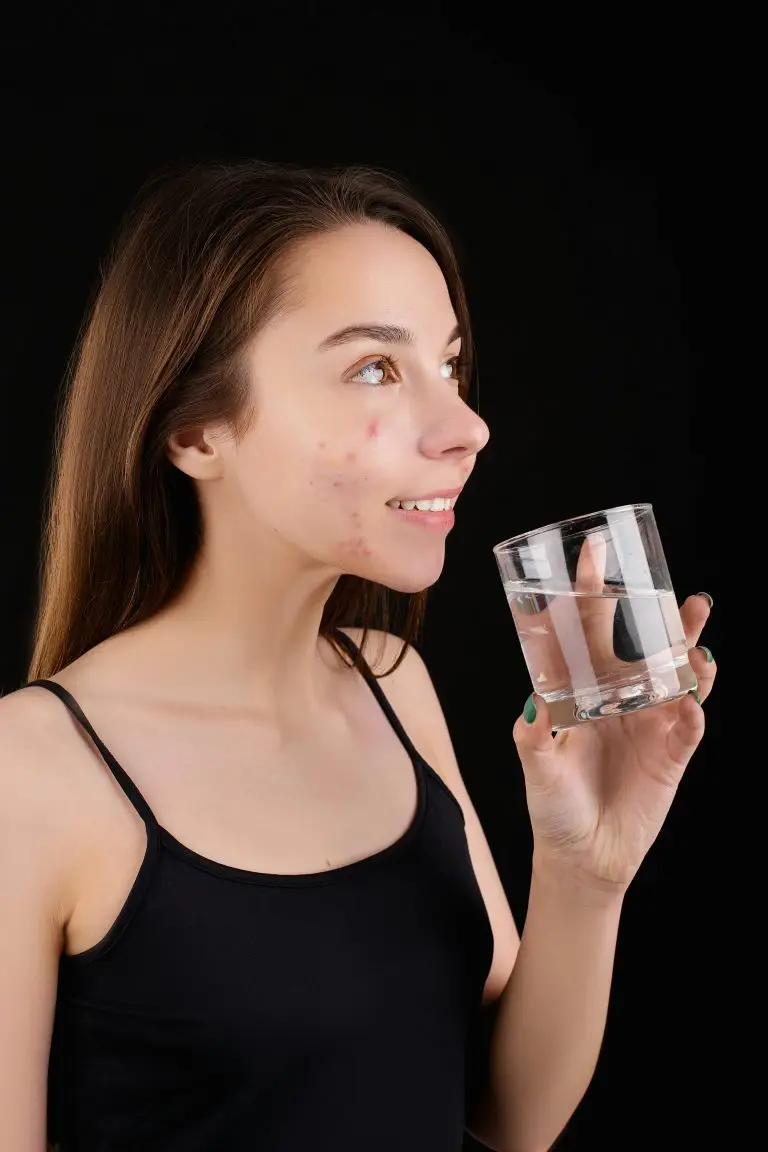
0, 681, 63, 753
0, 682, 92, 847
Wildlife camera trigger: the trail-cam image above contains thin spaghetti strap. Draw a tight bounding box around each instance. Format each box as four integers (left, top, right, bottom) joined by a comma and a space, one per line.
24, 679, 158, 829
332, 629, 467, 825
332, 629, 423, 764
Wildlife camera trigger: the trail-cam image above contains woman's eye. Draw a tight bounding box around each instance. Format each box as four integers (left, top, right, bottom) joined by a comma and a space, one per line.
350, 356, 400, 386
349, 354, 463, 387
440, 356, 462, 382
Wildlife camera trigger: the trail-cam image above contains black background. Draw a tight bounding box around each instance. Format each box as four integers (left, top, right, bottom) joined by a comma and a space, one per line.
2, 6, 727, 1148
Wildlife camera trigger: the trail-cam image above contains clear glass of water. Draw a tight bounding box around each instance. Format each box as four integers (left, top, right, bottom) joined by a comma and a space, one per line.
492, 503, 697, 731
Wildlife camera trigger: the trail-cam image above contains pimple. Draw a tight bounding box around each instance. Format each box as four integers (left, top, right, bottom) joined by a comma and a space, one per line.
346, 451, 357, 463
365, 420, 379, 439
341, 535, 373, 558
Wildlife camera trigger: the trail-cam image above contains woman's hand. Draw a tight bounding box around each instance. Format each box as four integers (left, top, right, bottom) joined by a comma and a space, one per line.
510, 539, 716, 894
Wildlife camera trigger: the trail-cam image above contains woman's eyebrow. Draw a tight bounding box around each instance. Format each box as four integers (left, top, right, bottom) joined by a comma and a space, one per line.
317, 322, 461, 351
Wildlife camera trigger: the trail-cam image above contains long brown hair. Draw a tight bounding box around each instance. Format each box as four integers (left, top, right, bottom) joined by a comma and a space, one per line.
26, 159, 476, 684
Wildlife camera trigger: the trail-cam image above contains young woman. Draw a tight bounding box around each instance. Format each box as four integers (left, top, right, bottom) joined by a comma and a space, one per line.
0, 161, 716, 1151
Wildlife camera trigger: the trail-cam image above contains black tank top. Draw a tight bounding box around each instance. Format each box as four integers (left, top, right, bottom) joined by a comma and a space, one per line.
27, 629, 494, 1151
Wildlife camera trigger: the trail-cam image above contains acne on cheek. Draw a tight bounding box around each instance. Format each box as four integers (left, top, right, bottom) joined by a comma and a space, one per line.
313, 437, 367, 487
340, 509, 373, 559
313, 439, 375, 559
331, 456, 361, 488
315, 415, 377, 456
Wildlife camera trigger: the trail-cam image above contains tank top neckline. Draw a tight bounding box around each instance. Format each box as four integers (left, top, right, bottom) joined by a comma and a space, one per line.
155, 756, 428, 887
25, 627, 439, 891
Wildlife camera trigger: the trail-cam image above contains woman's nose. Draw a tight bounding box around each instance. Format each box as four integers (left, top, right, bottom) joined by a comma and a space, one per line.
418, 404, 490, 462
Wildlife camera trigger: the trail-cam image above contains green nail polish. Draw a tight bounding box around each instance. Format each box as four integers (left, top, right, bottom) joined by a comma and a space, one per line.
692, 689, 702, 704
524, 694, 537, 724
697, 592, 714, 609
696, 645, 714, 663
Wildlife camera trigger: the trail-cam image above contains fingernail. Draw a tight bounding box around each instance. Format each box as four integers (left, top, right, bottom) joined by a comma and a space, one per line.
696, 592, 714, 609
695, 645, 714, 663
523, 694, 537, 724
691, 689, 702, 704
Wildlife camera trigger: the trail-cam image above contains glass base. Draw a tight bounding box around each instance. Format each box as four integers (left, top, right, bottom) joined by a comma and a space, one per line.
546, 661, 698, 732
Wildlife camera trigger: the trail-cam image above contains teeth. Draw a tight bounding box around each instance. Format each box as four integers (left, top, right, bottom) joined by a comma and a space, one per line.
387, 496, 457, 511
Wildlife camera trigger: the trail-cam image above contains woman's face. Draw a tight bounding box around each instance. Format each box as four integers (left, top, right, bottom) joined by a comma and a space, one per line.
216, 221, 489, 594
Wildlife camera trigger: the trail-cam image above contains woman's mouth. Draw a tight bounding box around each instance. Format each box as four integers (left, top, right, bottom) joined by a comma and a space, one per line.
385, 496, 458, 512
385, 493, 458, 531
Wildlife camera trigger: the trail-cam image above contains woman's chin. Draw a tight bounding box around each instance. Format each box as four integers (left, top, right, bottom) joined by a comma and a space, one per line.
363, 553, 446, 595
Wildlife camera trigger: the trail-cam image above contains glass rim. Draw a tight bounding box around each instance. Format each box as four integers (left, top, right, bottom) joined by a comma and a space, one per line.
492, 502, 653, 554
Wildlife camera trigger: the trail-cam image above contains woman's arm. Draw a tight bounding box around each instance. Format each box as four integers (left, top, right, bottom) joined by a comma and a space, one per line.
0, 692, 73, 1152
471, 866, 624, 1151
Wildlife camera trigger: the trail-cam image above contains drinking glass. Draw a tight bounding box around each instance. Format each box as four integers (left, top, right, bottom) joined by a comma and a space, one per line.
492, 503, 697, 731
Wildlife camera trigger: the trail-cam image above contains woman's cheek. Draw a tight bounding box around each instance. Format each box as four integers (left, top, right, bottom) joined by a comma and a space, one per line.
311, 438, 376, 502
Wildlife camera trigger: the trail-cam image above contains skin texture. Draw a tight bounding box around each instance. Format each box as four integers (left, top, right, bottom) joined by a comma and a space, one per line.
145, 220, 490, 720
